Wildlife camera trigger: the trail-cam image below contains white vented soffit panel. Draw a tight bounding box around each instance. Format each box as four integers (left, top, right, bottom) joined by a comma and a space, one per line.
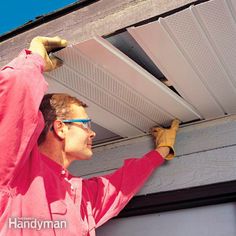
45, 75, 143, 138
128, 0, 236, 119
47, 36, 200, 138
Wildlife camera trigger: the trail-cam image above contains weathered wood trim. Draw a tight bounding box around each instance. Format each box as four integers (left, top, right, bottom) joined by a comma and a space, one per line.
0, 0, 98, 43
0, 0, 203, 67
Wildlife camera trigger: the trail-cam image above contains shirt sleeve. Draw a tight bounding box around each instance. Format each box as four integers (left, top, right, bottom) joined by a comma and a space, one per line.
0, 50, 47, 186
82, 150, 164, 228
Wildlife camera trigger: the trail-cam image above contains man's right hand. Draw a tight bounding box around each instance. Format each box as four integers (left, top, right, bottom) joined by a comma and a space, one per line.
152, 119, 180, 160
29, 36, 67, 72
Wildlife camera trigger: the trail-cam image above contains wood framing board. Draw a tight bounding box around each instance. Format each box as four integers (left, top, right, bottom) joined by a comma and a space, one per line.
0, 0, 197, 67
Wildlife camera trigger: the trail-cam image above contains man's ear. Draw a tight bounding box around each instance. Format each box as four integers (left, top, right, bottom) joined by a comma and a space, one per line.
52, 120, 67, 139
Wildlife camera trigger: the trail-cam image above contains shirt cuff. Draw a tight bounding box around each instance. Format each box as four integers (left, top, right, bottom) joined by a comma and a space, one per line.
145, 150, 165, 167
22, 49, 45, 72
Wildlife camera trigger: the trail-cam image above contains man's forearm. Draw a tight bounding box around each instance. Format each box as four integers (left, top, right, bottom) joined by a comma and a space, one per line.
155, 147, 170, 159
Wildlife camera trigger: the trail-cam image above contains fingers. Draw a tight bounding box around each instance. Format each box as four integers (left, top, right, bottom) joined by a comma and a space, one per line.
151, 127, 163, 134
151, 119, 180, 135
29, 36, 67, 72
45, 37, 67, 51
32, 36, 68, 52
170, 119, 180, 131
151, 127, 164, 139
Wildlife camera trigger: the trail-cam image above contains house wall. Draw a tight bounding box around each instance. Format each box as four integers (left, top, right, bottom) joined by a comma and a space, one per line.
97, 202, 236, 236
68, 115, 236, 235
69, 115, 236, 195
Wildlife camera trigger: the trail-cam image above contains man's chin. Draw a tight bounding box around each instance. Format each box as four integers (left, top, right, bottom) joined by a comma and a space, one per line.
78, 150, 93, 160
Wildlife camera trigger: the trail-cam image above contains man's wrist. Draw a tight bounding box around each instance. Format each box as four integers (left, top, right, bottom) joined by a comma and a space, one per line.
155, 146, 170, 159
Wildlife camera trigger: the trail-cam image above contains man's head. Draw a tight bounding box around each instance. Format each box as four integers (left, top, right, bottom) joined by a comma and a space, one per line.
38, 93, 96, 162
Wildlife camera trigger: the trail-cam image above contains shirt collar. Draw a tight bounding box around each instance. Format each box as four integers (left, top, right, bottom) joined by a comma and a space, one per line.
40, 153, 71, 179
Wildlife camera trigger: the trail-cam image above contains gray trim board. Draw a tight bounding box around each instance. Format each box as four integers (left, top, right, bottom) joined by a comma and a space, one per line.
68, 115, 236, 195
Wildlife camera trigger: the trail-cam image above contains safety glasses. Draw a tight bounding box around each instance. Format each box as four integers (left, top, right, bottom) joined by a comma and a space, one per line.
62, 118, 92, 129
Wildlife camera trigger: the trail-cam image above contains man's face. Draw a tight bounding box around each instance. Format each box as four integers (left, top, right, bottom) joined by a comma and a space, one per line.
64, 104, 96, 161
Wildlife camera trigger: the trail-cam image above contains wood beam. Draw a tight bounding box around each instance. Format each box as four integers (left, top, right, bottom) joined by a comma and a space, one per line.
0, 0, 198, 67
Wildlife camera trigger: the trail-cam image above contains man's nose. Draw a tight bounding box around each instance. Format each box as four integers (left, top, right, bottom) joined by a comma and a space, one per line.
89, 129, 96, 139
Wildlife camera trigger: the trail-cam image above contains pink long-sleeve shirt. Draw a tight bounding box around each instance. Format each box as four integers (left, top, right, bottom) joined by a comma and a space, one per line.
0, 50, 164, 236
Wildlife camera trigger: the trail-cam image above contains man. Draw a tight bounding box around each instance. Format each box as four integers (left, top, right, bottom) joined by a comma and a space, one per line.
0, 36, 179, 235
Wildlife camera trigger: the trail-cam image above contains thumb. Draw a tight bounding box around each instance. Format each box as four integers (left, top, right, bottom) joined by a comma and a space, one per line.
170, 119, 180, 131
45, 55, 63, 72
50, 55, 63, 68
